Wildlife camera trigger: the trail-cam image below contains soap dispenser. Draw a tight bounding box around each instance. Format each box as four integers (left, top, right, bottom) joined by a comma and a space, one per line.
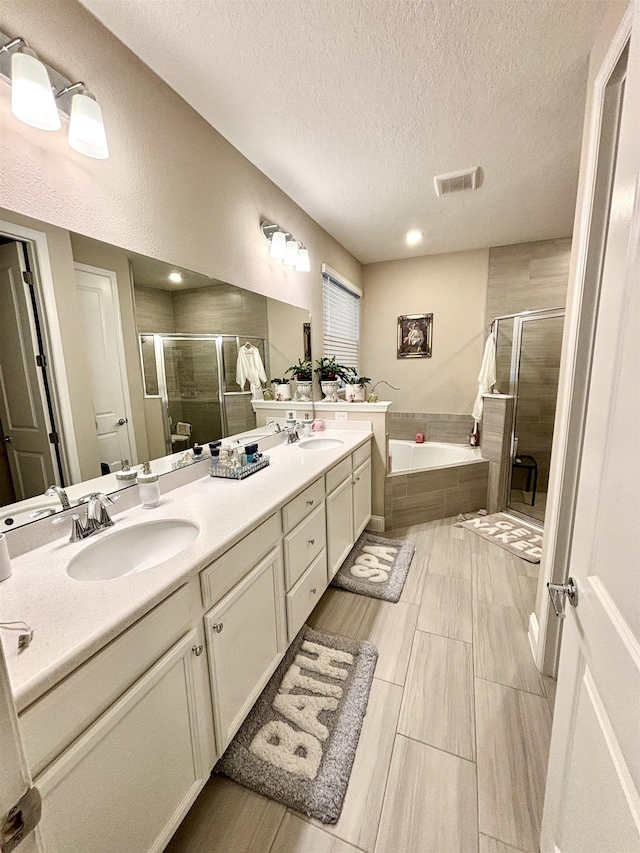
115, 459, 138, 484
138, 462, 160, 508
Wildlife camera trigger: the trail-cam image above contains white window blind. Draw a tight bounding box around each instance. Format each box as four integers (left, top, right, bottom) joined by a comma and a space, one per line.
322, 272, 360, 371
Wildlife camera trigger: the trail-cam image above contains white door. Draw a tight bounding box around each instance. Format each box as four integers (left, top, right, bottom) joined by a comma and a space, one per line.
0, 242, 56, 500
541, 6, 640, 852
0, 638, 44, 852
326, 477, 354, 579
74, 264, 136, 470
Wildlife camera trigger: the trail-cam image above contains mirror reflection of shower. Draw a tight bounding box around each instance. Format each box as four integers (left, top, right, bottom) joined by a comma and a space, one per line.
493, 308, 565, 525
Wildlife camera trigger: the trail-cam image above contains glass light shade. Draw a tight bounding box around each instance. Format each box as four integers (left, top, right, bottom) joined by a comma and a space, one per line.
269, 230, 287, 259
11, 51, 61, 131
284, 240, 300, 266
295, 247, 310, 272
68, 93, 109, 159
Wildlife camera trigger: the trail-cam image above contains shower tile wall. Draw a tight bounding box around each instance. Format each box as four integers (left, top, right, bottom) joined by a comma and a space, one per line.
388, 412, 474, 444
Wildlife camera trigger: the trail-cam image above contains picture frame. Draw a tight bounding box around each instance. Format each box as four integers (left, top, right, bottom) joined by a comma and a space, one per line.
397, 313, 433, 358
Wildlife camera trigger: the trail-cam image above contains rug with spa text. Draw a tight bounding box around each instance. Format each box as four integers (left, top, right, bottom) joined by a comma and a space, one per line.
216, 625, 377, 824
330, 532, 416, 602
457, 511, 543, 563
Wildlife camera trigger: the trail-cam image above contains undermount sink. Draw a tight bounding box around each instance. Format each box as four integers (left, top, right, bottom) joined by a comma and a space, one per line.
67, 519, 199, 582
298, 438, 345, 451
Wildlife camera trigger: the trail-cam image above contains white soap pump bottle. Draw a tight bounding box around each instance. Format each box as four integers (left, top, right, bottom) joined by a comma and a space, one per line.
138, 461, 160, 508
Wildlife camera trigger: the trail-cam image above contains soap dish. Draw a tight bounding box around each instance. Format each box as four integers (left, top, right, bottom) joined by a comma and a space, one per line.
209, 455, 270, 481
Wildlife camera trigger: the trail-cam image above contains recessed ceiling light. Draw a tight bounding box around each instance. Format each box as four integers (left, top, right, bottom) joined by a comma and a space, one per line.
405, 230, 425, 246
168, 272, 182, 283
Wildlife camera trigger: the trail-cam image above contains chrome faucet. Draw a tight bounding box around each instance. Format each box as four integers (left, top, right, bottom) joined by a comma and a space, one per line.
267, 420, 282, 433
53, 492, 117, 542
46, 485, 71, 511
285, 423, 303, 444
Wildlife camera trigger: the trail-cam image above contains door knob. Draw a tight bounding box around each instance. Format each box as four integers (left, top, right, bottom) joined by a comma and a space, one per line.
3, 435, 11, 444
547, 577, 578, 618
116, 418, 128, 426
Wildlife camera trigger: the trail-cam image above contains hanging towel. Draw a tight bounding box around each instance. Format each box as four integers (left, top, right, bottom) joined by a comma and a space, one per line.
472, 332, 497, 422
236, 344, 267, 400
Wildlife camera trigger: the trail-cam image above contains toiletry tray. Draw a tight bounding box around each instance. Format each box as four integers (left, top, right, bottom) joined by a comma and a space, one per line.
209, 455, 270, 481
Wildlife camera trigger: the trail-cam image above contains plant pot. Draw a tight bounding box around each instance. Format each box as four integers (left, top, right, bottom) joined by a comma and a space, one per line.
346, 383, 366, 402
320, 380, 339, 402
275, 383, 291, 401
295, 381, 312, 401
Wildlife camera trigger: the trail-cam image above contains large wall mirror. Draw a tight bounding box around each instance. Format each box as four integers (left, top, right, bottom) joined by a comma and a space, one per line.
0, 211, 311, 530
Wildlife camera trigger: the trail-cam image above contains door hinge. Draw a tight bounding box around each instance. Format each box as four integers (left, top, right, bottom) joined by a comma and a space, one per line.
35, 354, 47, 368
48, 432, 59, 445
0, 787, 42, 852
21, 271, 34, 287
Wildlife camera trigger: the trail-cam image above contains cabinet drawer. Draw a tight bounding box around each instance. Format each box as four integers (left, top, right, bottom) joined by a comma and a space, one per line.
200, 513, 281, 609
326, 456, 352, 493
286, 550, 328, 641
284, 502, 326, 589
282, 477, 325, 534
20, 584, 192, 777
353, 441, 371, 469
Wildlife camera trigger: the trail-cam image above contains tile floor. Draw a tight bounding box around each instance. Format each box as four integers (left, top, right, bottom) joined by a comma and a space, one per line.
166, 516, 555, 853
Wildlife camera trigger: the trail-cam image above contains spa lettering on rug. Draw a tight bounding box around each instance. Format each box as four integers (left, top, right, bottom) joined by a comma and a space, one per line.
248, 640, 354, 780
349, 544, 398, 583
468, 518, 543, 559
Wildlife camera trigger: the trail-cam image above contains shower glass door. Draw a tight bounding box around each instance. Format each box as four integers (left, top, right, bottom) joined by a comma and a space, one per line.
509, 311, 565, 524
160, 336, 223, 450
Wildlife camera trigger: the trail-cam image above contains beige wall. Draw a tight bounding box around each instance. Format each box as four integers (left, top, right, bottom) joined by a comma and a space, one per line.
267, 300, 310, 381
0, 0, 362, 369
361, 249, 489, 414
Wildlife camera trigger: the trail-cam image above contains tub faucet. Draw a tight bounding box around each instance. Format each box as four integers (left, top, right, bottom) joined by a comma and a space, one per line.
46, 485, 71, 511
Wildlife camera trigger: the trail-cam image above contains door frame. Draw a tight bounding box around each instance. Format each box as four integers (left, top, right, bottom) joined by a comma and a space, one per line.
0, 219, 77, 485
74, 262, 138, 466
532, 3, 635, 675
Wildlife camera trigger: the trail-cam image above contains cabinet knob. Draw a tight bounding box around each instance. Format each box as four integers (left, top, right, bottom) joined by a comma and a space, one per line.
310, 587, 317, 595
308, 538, 315, 545
353, 476, 360, 483
212, 623, 224, 633
192, 644, 204, 656
306, 499, 314, 506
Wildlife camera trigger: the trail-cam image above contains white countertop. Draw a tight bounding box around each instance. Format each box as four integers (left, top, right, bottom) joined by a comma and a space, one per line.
0, 429, 372, 712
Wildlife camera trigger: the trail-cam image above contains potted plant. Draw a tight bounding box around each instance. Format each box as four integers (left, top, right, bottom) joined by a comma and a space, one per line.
345, 375, 371, 403
271, 377, 291, 401
367, 379, 400, 403
286, 359, 313, 401
314, 358, 354, 402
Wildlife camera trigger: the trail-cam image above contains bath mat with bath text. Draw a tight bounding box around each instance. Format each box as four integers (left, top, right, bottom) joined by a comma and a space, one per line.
216, 625, 377, 824
330, 532, 415, 602
457, 511, 543, 562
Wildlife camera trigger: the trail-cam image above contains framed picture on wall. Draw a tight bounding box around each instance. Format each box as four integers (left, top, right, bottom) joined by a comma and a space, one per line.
397, 313, 433, 358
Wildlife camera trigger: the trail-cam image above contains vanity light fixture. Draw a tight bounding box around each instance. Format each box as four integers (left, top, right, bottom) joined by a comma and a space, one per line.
405, 229, 425, 246
0, 30, 109, 159
261, 221, 310, 272
168, 272, 183, 283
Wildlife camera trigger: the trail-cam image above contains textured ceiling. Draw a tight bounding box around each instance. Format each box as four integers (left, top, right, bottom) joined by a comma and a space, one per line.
79, 0, 604, 264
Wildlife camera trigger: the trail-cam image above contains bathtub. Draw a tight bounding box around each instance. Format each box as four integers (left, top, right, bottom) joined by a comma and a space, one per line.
389, 440, 481, 473
385, 440, 487, 527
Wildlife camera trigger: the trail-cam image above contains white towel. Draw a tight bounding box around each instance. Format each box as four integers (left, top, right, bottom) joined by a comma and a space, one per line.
472, 333, 497, 422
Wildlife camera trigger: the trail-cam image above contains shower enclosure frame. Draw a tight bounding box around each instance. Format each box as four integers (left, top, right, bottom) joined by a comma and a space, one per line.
140, 332, 269, 452
492, 307, 566, 522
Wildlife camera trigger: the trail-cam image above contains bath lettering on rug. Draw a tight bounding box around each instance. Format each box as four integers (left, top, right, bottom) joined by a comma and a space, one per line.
248, 640, 354, 780
349, 544, 399, 583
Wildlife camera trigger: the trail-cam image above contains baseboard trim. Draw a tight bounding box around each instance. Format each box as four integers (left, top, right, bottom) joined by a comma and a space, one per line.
366, 515, 385, 532
528, 611, 539, 662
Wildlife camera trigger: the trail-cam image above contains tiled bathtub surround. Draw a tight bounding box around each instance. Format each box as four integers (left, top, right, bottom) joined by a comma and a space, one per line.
385, 460, 489, 528
388, 412, 475, 445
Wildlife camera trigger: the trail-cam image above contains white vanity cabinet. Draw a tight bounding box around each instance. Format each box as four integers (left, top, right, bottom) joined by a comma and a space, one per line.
203, 545, 286, 753
325, 440, 372, 579
352, 456, 372, 539
326, 475, 354, 579
34, 626, 213, 853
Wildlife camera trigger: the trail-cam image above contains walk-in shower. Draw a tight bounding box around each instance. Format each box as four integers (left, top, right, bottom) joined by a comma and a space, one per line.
139, 333, 268, 452
493, 308, 565, 524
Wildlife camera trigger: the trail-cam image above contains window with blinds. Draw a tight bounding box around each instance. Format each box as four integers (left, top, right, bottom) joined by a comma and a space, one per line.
322, 272, 360, 371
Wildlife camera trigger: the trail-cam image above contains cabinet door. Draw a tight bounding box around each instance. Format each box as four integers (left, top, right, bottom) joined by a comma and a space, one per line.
326, 476, 354, 579
205, 546, 286, 752
35, 629, 212, 853
353, 456, 372, 539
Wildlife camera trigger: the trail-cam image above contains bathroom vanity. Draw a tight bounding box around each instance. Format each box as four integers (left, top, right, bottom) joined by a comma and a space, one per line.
1, 430, 372, 853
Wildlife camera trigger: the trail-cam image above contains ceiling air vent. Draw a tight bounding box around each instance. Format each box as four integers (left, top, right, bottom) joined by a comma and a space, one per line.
434, 166, 480, 197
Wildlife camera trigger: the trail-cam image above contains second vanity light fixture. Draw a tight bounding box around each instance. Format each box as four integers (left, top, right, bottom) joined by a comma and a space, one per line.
0, 31, 109, 159
261, 221, 311, 273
